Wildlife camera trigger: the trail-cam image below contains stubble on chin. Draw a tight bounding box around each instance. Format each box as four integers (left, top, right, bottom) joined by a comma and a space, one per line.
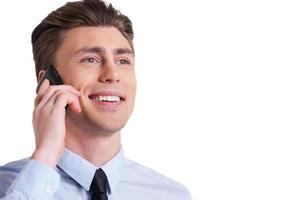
65, 109, 125, 137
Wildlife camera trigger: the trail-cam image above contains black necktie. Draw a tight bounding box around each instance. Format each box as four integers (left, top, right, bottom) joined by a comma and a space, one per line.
89, 168, 109, 200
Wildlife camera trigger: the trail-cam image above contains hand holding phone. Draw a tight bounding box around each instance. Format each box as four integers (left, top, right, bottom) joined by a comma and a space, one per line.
32, 65, 81, 168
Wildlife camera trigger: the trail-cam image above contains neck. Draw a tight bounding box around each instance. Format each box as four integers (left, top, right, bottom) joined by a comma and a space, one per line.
64, 122, 121, 167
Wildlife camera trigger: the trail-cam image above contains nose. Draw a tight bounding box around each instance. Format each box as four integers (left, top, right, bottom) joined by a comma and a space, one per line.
98, 61, 120, 83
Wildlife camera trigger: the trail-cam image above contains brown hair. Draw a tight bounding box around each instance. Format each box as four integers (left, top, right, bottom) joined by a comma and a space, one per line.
31, 0, 134, 80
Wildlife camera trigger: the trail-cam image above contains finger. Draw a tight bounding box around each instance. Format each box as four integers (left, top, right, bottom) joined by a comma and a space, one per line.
34, 79, 50, 106
53, 92, 81, 113
36, 85, 80, 110
35, 86, 59, 110
44, 90, 81, 113
51, 85, 81, 96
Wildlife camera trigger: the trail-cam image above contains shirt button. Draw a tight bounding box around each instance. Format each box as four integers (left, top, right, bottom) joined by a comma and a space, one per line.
46, 185, 52, 193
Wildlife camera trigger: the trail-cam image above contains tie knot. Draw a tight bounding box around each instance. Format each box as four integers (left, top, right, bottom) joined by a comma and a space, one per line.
89, 168, 109, 197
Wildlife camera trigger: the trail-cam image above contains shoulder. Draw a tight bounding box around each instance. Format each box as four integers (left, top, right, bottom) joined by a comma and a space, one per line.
124, 159, 185, 187
123, 158, 191, 199
0, 158, 29, 177
0, 158, 29, 172
0, 158, 29, 194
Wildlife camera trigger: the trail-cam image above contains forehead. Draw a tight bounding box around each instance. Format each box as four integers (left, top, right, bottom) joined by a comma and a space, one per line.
57, 26, 132, 54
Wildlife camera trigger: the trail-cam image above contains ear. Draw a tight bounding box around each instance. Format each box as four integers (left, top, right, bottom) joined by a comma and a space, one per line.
37, 69, 46, 82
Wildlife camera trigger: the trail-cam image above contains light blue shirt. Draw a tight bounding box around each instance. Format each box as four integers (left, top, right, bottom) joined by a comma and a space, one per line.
0, 148, 192, 199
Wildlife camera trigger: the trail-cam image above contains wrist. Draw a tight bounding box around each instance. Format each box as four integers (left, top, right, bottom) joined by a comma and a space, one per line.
31, 148, 63, 168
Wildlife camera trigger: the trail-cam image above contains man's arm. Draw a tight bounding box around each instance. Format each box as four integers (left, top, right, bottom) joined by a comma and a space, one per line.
0, 79, 81, 199
0, 160, 60, 199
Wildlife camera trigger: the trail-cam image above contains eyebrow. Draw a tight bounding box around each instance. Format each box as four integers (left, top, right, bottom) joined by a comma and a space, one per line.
74, 46, 134, 56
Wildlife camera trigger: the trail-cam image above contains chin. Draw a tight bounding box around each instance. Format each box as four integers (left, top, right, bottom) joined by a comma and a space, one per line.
66, 108, 130, 135
92, 116, 128, 134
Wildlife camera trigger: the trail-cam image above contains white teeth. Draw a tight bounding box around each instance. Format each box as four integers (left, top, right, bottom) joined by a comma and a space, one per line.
93, 96, 120, 102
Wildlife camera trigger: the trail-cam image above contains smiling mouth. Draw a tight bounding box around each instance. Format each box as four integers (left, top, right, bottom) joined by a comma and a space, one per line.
88, 95, 125, 103
90, 95, 121, 102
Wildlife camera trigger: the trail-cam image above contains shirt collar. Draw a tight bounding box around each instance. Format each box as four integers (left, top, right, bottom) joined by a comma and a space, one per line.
57, 147, 125, 194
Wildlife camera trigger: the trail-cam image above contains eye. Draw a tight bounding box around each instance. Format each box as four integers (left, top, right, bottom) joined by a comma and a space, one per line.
116, 59, 130, 65
81, 57, 99, 64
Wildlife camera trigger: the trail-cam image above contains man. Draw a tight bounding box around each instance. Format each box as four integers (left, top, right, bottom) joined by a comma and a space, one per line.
0, 0, 192, 199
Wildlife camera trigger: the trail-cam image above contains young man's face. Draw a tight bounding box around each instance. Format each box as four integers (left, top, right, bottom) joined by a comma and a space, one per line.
53, 26, 136, 135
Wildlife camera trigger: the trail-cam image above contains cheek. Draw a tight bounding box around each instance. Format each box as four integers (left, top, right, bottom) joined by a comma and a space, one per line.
128, 78, 137, 107
127, 73, 137, 95
126, 69, 136, 84
64, 76, 87, 92
122, 71, 136, 102
64, 69, 96, 90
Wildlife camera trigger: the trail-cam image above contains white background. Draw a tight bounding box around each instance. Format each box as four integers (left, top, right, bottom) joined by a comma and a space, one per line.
0, 0, 301, 199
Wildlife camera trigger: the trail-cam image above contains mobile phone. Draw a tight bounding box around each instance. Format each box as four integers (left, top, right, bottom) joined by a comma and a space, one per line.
36, 65, 64, 94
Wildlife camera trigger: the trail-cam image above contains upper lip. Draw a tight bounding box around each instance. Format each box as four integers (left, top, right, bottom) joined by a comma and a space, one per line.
88, 91, 125, 100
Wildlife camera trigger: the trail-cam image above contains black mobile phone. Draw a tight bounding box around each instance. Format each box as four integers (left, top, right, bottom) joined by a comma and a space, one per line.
36, 65, 64, 94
